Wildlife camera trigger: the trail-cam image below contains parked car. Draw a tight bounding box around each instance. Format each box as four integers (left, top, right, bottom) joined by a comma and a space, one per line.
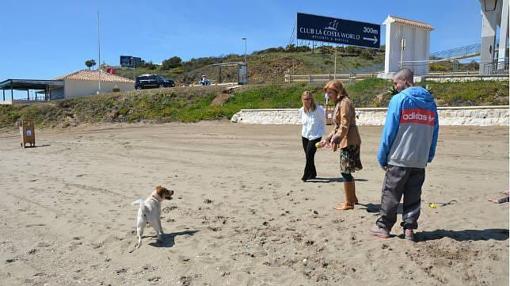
135, 74, 175, 89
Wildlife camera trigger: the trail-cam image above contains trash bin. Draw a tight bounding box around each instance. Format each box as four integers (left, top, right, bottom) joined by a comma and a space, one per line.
19, 120, 35, 148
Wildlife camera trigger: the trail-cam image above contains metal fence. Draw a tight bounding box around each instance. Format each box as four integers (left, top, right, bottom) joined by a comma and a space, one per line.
480, 58, 510, 74
430, 43, 481, 60
284, 73, 379, 83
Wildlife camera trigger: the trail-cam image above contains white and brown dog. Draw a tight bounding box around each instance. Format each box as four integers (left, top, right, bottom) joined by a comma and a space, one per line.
131, 186, 174, 249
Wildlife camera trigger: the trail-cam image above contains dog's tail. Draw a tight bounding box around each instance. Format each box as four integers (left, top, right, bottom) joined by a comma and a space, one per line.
131, 199, 144, 207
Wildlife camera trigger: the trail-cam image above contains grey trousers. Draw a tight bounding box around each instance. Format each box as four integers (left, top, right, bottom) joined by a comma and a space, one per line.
376, 165, 425, 230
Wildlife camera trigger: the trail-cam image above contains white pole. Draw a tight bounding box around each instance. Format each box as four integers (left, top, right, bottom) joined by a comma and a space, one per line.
97, 11, 101, 94
400, 37, 406, 69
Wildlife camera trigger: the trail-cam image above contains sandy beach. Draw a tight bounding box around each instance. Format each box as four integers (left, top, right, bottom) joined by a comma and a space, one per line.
0, 121, 508, 285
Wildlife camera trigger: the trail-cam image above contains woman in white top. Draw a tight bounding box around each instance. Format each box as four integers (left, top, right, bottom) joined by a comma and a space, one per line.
299, 91, 326, 182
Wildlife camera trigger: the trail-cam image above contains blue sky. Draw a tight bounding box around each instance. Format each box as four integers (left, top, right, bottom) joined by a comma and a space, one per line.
0, 0, 483, 80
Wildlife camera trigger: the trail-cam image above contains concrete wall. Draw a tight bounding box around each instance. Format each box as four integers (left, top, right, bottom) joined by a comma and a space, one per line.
64, 80, 134, 99
231, 106, 509, 126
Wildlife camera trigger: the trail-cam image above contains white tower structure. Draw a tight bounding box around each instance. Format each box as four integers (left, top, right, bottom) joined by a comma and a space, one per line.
382, 16, 433, 77
479, 0, 509, 74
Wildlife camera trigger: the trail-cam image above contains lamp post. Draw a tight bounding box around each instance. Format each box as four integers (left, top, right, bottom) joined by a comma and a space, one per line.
482, 0, 498, 11
241, 37, 247, 64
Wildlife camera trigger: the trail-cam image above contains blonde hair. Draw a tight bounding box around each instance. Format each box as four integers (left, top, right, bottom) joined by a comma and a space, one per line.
302, 91, 316, 112
323, 80, 349, 100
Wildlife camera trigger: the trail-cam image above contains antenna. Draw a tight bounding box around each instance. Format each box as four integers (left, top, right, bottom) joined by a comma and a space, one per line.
288, 22, 296, 47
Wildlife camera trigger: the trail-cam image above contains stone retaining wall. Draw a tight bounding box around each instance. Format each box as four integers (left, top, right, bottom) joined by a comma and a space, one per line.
231, 106, 509, 126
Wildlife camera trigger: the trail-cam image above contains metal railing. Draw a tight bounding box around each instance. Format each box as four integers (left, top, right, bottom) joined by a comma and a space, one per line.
284, 73, 379, 83
481, 58, 510, 74
430, 43, 481, 60
401, 58, 509, 75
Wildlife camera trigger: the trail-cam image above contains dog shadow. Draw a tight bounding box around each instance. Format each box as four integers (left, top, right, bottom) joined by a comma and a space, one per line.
358, 203, 403, 214
148, 230, 199, 248
306, 177, 368, 183
416, 228, 509, 242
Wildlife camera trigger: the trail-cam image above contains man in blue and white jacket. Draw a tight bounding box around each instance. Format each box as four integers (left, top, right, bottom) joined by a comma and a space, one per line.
370, 68, 439, 241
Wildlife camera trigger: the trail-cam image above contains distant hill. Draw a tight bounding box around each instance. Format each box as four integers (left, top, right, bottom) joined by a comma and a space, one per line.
114, 45, 385, 85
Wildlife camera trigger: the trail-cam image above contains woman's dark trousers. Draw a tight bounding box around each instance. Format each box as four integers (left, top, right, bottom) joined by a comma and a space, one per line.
301, 136, 321, 181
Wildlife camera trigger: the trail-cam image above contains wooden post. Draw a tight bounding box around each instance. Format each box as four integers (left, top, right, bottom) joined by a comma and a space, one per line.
27, 90, 29, 101
334, 46, 337, 79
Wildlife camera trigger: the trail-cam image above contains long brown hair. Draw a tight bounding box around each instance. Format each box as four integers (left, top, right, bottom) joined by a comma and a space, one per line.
323, 80, 349, 103
302, 91, 316, 112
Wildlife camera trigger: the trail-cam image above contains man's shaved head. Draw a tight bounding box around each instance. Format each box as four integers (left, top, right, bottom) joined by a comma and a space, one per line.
394, 68, 414, 83
393, 68, 414, 92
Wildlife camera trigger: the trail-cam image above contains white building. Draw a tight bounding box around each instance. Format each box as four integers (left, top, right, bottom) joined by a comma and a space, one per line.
381, 16, 434, 77
55, 70, 134, 99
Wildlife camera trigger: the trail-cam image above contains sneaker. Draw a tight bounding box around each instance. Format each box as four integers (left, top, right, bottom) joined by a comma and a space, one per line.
404, 229, 415, 242
370, 225, 390, 238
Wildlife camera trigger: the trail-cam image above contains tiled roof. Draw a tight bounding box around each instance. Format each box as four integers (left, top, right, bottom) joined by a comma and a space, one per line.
56, 70, 134, 83
384, 16, 433, 30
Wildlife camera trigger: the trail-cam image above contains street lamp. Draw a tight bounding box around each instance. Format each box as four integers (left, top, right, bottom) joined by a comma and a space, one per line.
241, 37, 247, 64
482, 0, 498, 11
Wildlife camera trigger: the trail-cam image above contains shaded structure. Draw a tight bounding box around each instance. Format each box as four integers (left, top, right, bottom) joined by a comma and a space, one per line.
0, 79, 64, 103
211, 62, 248, 85
0, 70, 134, 104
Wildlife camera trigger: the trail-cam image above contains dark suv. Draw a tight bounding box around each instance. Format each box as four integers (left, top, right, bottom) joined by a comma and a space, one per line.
135, 74, 175, 89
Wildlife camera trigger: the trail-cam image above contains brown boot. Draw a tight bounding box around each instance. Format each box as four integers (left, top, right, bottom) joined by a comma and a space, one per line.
335, 181, 356, 210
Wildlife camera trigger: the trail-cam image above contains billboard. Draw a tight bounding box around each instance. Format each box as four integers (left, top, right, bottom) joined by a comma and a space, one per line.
297, 12, 380, 48
120, 56, 143, 68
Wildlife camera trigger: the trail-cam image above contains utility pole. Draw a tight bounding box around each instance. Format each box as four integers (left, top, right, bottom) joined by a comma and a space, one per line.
240, 37, 248, 84
97, 10, 101, 94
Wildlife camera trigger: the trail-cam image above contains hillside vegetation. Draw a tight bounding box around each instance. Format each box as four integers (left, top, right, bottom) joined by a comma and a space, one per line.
1, 79, 507, 129
114, 45, 385, 85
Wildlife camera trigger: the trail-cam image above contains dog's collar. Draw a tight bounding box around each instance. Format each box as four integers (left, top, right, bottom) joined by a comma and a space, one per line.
151, 193, 163, 202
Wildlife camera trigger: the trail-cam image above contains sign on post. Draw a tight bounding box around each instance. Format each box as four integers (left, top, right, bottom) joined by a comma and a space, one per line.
297, 12, 380, 48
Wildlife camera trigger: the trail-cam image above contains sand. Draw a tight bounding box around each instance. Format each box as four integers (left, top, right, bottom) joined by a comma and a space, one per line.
0, 121, 508, 285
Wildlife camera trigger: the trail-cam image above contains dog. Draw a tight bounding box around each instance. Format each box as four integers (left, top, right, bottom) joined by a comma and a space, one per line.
131, 186, 174, 249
